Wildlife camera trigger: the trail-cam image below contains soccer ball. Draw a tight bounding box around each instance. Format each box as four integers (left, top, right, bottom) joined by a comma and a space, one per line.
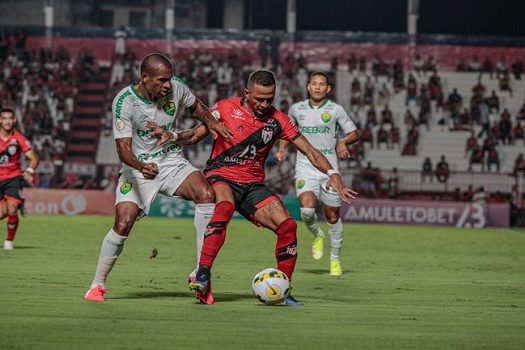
251, 268, 291, 305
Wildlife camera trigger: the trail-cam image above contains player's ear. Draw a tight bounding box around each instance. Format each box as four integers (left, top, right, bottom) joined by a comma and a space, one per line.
141, 72, 149, 84
326, 85, 332, 94
244, 88, 249, 97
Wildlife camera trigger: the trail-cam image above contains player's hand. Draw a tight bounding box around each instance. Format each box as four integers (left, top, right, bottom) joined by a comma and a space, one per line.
274, 148, 287, 162
208, 119, 233, 141
326, 173, 358, 203
23, 172, 34, 186
146, 121, 173, 146
141, 163, 159, 179
336, 141, 350, 160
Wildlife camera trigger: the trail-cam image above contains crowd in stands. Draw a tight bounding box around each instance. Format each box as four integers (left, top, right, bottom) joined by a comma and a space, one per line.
1, 31, 523, 206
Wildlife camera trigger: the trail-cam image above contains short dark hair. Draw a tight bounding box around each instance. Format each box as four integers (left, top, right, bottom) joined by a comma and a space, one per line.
0, 108, 15, 115
247, 69, 276, 88
140, 53, 173, 76
309, 71, 330, 84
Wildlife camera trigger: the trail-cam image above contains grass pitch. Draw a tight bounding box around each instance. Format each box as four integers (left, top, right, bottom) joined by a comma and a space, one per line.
0, 215, 524, 350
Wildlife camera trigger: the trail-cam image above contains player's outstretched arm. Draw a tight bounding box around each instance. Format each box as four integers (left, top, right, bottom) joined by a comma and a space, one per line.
189, 99, 233, 141
336, 130, 361, 160
176, 123, 210, 145
292, 135, 358, 203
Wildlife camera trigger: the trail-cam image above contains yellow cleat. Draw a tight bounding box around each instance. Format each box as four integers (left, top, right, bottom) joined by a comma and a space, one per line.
311, 234, 324, 260
330, 260, 342, 276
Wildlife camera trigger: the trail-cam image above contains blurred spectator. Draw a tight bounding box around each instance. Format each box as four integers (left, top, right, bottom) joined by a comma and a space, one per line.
513, 153, 525, 175
114, 26, 127, 57
465, 131, 478, 156
389, 124, 400, 149
405, 73, 418, 106
360, 126, 373, 148
376, 124, 388, 149
495, 57, 508, 79
481, 57, 493, 78
477, 100, 490, 138
472, 78, 486, 97
512, 122, 524, 145
499, 71, 512, 97
435, 155, 450, 183
498, 109, 512, 144
380, 105, 393, 125
258, 36, 270, 67
472, 186, 488, 203
511, 59, 524, 80
462, 185, 475, 201
452, 187, 462, 201
366, 107, 377, 127
421, 157, 433, 182
469, 144, 485, 171
386, 167, 399, 199
486, 146, 500, 172
486, 90, 500, 112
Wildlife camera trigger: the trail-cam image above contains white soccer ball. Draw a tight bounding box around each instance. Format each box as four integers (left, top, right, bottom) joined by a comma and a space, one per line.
251, 268, 291, 305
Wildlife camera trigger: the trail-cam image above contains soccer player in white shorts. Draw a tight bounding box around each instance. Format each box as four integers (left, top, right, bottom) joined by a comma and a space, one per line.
84, 53, 231, 303
277, 71, 360, 276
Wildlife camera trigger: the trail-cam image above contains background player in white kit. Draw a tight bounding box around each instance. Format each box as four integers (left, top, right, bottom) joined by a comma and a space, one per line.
84, 53, 231, 302
276, 71, 360, 276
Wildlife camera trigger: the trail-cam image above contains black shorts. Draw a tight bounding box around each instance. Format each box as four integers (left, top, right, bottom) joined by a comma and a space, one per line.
207, 175, 280, 223
0, 176, 29, 203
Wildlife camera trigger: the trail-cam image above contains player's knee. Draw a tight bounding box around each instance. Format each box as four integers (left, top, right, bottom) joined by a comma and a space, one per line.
113, 219, 134, 236
300, 207, 316, 222
326, 215, 340, 225
193, 186, 215, 204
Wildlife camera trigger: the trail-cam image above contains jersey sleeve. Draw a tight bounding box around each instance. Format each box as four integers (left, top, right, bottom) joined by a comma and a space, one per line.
171, 77, 196, 108
18, 133, 32, 153
112, 93, 133, 139
278, 112, 300, 141
336, 105, 357, 135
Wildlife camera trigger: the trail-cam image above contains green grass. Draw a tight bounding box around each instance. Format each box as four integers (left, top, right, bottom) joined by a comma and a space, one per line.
1, 216, 524, 350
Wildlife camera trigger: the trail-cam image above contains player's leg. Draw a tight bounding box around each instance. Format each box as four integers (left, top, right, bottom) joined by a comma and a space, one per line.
173, 170, 216, 270
3, 198, 20, 250
324, 205, 344, 276
2, 178, 25, 250
85, 202, 139, 302
252, 198, 303, 306
296, 178, 325, 259
320, 181, 344, 276
189, 180, 235, 302
85, 172, 154, 302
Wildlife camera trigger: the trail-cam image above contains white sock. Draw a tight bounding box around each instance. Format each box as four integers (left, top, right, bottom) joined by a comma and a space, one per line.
90, 229, 127, 289
327, 219, 343, 260
300, 207, 323, 238
194, 203, 216, 269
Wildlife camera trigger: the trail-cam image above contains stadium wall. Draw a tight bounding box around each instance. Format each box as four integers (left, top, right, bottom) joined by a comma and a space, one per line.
22, 189, 510, 228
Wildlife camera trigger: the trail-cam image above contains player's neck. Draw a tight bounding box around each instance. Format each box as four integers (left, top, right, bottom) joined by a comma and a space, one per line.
135, 83, 157, 102
309, 98, 327, 108
0, 129, 13, 140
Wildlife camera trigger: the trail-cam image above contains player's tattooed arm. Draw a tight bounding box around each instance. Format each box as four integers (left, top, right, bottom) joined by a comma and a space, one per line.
189, 99, 233, 141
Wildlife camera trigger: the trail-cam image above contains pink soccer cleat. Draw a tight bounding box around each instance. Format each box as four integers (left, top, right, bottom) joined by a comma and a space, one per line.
84, 285, 107, 302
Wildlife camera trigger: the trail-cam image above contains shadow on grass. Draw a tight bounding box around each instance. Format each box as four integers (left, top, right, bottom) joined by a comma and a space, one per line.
9, 246, 37, 249
114, 291, 254, 302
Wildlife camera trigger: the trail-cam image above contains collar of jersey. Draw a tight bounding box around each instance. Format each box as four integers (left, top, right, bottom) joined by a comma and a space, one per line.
130, 84, 153, 105
308, 99, 330, 109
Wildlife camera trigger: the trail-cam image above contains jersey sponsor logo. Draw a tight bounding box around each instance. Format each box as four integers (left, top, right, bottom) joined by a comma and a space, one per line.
321, 113, 332, 123
297, 114, 306, 121
120, 182, 132, 194
139, 114, 148, 123
296, 179, 305, 189
320, 148, 334, 155
300, 126, 331, 134
232, 108, 245, 120
163, 101, 176, 116
262, 128, 273, 144
137, 144, 181, 162
115, 90, 132, 119
7, 144, 17, 156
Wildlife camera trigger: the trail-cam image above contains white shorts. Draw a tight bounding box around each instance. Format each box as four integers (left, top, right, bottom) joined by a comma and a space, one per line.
294, 172, 341, 207
115, 157, 199, 220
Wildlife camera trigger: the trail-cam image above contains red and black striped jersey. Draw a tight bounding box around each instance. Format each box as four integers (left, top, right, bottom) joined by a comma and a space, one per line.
0, 130, 32, 182
204, 97, 299, 183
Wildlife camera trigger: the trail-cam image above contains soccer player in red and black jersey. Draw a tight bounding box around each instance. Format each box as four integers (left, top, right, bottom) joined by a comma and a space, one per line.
0, 108, 39, 250
166, 70, 357, 305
